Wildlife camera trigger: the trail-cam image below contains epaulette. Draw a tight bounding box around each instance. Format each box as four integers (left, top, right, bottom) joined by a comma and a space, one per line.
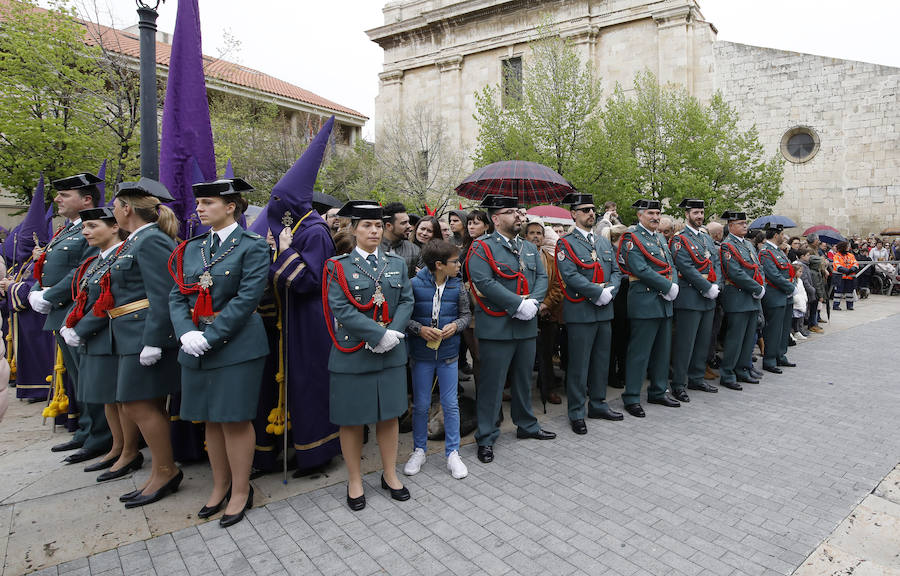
385, 252, 405, 261
185, 232, 208, 243
243, 230, 262, 240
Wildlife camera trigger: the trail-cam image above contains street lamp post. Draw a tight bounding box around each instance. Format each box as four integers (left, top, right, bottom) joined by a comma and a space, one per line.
136, 0, 162, 179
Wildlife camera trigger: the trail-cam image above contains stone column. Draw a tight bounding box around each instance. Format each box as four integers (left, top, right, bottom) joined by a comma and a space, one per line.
376, 69, 404, 140
652, 5, 693, 93
436, 55, 464, 147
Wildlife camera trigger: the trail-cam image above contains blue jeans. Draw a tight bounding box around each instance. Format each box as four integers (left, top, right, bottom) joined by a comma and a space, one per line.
411, 357, 460, 456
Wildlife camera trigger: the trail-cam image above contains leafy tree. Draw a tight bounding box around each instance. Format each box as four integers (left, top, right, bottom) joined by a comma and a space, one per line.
318, 139, 398, 203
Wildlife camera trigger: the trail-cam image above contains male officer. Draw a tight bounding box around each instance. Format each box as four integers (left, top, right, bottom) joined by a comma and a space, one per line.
466, 195, 554, 463
555, 193, 623, 434
28, 173, 111, 462
669, 199, 721, 399
718, 211, 766, 390
617, 199, 680, 417
757, 223, 797, 373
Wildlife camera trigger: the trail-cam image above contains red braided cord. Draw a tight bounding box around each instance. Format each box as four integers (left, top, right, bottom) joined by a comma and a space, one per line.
320, 258, 391, 353
758, 249, 796, 286
33, 225, 65, 284
720, 243, 763, 285
671, 235, 717, 282
464, 239, 529, 317
616, 231, 672, 278
64, 256, 97, 328
554, 238, 604, 303
166, 240, 213, 326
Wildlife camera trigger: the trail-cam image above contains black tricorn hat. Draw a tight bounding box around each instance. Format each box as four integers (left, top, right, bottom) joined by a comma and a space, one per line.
720, 210, 747, 221
632, 199, 662, 210
78, 206, 116, 222
560, 193, 594, 209
192, 178, 254, 198
52, 173, 103, 191
115, 178, 174, 202
479, 195, 519, 211
762, 222, 785, 232
677, 198, 705, 210
336, 200, 383, 220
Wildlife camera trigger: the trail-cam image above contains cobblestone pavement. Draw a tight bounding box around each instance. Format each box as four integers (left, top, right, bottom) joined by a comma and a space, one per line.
19, 306, 900, 576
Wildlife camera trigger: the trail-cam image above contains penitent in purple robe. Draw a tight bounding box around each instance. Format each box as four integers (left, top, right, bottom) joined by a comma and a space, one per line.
271, 216, 340, 470
5, 260, 55, 400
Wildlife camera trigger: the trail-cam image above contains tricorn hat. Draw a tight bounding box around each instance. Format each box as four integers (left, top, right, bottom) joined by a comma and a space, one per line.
192, 178, 254, 198
115, 178, 175, 202
336, 200, 383, 221
479, 195, 519, 211
560, 193, 594, 209
52, 172, 103, 191
79, 206, 116, 222
762, 222, 784, 232
677, 198, 705, 210
720, 210, 747, 221
632, 199, 662, 210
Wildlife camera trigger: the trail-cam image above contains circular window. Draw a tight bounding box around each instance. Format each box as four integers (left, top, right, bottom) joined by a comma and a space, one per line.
780, 126, 820, 163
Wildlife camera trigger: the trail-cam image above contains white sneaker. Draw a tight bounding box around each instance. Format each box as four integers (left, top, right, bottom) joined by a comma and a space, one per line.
403, 448, 426, 476
793, 332, 807, 341
447, 450, 468, 479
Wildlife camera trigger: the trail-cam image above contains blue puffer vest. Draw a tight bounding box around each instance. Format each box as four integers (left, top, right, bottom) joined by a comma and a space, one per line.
409, 267, 461, 361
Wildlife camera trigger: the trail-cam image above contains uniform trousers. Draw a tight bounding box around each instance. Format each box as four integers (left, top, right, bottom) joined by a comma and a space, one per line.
565, 321, 612, 420
56, 333, 111, 452
720, 311, 758, 384
761, 305, 786, 369
779, 298, 793, 359
622, 317, 671, 405
671, 308, 714, 391
475, 338, 539, 447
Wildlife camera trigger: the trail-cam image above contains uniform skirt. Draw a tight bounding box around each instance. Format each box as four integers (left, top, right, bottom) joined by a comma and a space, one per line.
116, 349, 180, 402
329, 365, 407, 426
77, 354, 118, 404
180, 357, 264, 422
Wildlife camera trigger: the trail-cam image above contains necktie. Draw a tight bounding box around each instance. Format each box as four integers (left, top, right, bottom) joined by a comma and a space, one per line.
587, 232, 594, 245
210, 233, 220, 256
366, 254, 378, 270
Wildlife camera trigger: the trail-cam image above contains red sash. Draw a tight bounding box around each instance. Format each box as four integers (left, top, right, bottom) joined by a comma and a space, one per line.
321, 258, 392, 353
616, 231, 672, 279
759, 248, 796, 286
670, 234, 716, 283
464, 239, 529, 317
720, 242, 763, 285
554, 237, 604, 303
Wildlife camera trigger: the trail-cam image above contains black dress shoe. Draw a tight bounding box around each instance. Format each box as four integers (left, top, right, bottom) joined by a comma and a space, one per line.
587, 405, 624, 420
97, 453, 144, 482
346, 488, 365, 512
777, 360, 796, 367
51, 438, 84, 453
762, 365, 783, 374
84, 456, 119, 472
647, 394, 680, 408
477, 445, 493, 463
670, 389, 690, 403
736, 374, 759, 384
570, 419, 587, 435
720, 380, 743, 391
119, 489, 143, 502
63, 448, 105, 464
198, 486, 231, 519
124, 470, 183, 509
687, 381, 718, 393
380, 475, 410, 501
749, 367, 764, 378
624, 404, 645, 418
516, 428, 556, 440
220, 486, 253, 527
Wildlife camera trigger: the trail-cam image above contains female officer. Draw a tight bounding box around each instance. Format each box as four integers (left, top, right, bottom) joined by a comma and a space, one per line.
66, 178, 182, 508
60, 207, 143, 482
322, 201, 414, 511
169, 178, 269, 528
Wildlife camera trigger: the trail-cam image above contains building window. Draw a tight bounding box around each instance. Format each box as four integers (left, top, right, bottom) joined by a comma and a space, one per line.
502, 56, 523, 107
780, 126, 820, 163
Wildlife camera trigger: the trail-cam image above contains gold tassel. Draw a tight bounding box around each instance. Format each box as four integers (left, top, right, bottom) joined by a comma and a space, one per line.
5, 319, 16, 379
42, 345, 68, 418
265, 292, 290, 435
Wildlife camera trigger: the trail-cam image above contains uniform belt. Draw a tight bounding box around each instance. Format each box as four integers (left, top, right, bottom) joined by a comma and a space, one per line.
190, 308, 221, 324
677, 272, 709, 280
629, 274, 671, 282
107, 299, 150, 318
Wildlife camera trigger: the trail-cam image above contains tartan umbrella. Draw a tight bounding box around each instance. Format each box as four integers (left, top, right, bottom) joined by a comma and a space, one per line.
455, 160, 574, 204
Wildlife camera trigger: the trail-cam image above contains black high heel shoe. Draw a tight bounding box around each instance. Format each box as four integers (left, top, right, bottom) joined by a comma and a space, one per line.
346, 487, 366, 512
119, 488, 142, 502
380, 474, 410, 501
124, 469, 183, 509
97, 453, 144, 482
220, 486, 253, 528
84, 455, 120, 473
198, 486, 231, 519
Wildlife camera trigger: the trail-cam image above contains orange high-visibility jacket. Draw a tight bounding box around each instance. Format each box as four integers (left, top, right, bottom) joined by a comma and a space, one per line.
832, 252, 858, 280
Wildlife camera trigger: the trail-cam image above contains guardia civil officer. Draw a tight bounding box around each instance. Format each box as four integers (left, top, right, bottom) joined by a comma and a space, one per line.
554, 193, 623, 435
62, 207, 143, 482
617, 199, 680, 417
718, 211, 766, 390
669, 199, 722, 398
169, 178, 270, 527
70, 178, 182, 508
465, 195, 554, 464
29, 173, 111, 462
757, 223, 797, 373
322, 201, 414, 511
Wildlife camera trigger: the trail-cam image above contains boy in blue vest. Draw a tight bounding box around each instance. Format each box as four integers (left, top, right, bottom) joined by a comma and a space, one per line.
404, 240, 472, 479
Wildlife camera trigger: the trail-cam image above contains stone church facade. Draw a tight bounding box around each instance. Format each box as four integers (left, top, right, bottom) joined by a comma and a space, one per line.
367, 0, 900, 235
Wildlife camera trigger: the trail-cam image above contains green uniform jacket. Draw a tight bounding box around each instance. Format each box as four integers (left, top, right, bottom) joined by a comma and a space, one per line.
71, 253, 120, 356
555, 231, 621, 323
619, 225, 675, 319
758, 242, 795, 308
720, 233, 765, 313
170, 227, 271, 369
671, 227, 722, 312
33, 222, 98, 331
325, 251, 414, 375
466, 232, 548, 340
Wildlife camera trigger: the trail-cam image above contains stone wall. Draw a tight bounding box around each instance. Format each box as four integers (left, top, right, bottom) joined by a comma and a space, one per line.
714, 41, 900, 236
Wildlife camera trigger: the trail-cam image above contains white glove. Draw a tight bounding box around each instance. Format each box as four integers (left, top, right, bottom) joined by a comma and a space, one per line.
595, 286, 615, 307
139, 345, 163, 366
180, 331, 211, 357
28, 290, 52, 314
512, 299, 539, 320
369, 329, 405, 354
703, 284, 720, 300
753, 285, 766, 300
662, 283, 680, 301
60, 326, 81, 347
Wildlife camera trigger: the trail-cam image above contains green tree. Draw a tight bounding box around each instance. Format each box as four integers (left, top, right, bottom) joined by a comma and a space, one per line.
318, 139, 398, 203
0, 0, 113, 200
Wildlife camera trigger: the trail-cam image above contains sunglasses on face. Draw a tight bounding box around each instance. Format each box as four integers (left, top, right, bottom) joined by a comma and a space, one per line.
574, 207, 596, 214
